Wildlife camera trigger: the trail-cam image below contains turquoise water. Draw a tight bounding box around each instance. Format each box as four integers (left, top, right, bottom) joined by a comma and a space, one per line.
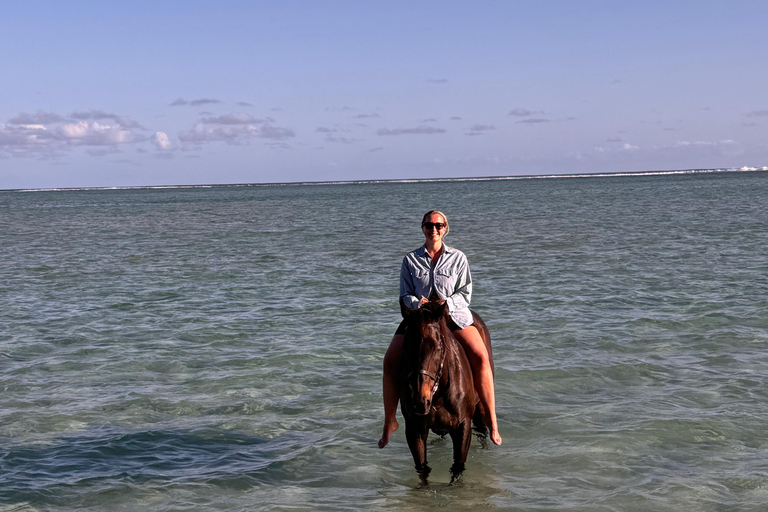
1, 171, 767, 511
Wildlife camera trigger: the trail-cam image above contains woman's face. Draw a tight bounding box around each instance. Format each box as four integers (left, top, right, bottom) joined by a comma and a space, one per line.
422, 213, 447, 243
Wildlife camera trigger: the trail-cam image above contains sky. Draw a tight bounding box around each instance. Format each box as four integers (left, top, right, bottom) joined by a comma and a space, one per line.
1, 0, 767, 189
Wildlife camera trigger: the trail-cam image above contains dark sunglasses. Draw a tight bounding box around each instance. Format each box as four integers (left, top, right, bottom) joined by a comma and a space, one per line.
422, 222, 446, 231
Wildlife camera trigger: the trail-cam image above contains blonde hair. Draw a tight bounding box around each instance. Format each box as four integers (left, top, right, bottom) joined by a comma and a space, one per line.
421, 210, 449, 235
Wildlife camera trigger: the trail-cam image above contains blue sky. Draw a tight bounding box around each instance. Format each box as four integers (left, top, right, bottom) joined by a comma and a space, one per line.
2, 0, 767, 189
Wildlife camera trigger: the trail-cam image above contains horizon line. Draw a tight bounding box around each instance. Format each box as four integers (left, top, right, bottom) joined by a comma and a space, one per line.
6, 165, 767, 193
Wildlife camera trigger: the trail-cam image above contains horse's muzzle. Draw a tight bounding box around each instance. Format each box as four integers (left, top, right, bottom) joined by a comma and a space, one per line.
413, 405, 431, 416
411, 392, 432, 415
409, 371, 438, 415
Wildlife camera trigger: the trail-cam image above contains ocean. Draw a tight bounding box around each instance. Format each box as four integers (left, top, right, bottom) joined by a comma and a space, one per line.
1, 170, 767, 511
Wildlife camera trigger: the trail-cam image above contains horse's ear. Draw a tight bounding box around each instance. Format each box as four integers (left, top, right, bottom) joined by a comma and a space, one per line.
422, 300, 447, 321
434, 301, 447, 320
427, 289, 446, 307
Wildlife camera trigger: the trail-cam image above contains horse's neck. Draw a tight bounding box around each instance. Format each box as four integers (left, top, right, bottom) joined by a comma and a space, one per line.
440, 321, 470, 371
437, 320, 458, 367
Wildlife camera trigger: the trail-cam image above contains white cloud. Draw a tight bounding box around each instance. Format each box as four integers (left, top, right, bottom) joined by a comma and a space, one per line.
58, 121, 134, 145
0, 110, 145, 158
200, 113, 262, 125
179, 113, 295, 145
152, 131, 172, 150
179, 123, 257, 143
674, 139, 736, 147
0, 123, 55, 156
70, 110, 143, 129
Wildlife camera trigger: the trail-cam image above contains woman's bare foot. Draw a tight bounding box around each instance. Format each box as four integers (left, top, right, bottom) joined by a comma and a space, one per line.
378, 419, 399, 448
489, 426, 502, 446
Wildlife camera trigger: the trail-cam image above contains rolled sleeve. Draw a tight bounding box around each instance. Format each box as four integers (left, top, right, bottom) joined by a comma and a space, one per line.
399, 257, 421, 310
444, 258, 472, 313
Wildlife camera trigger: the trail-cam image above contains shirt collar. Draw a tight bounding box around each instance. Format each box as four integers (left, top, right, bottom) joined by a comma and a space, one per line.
417, 244, 454, 256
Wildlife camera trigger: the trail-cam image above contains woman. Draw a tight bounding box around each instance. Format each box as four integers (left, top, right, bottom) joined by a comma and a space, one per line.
379, 210, 502, 448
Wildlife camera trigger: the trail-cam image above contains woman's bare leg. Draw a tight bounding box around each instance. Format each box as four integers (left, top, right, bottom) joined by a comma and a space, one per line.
379, 334, 404, 448
453, 326, 502, 445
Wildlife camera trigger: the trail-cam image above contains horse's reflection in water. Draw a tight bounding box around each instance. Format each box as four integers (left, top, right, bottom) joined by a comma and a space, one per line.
398, 298, 494, 485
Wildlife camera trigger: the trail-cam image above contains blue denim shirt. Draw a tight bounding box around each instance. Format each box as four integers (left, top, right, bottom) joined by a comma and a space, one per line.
399, 244, 474, 329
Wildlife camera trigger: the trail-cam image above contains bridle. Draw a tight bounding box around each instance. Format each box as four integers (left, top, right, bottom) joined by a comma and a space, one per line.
406, 329, 446, 414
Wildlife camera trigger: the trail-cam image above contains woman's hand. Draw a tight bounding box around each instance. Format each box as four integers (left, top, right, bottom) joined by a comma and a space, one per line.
419, 296, 429, 307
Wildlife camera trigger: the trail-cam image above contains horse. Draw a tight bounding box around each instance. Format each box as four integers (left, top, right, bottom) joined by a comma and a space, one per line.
398, 298, 494, 483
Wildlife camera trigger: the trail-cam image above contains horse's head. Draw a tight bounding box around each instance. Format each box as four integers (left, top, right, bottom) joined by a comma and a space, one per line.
401, 299, 448, 415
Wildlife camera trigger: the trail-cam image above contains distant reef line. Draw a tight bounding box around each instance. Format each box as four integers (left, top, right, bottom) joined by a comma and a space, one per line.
10, 166, 768, 193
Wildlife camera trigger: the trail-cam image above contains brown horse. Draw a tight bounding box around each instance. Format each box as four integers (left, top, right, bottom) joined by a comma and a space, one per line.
398, 299, 494, 483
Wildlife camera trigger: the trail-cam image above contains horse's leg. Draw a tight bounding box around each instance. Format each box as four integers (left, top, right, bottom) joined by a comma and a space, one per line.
405, 424, 431, 483
449, 420, 472, 483
472, 404, 489, 449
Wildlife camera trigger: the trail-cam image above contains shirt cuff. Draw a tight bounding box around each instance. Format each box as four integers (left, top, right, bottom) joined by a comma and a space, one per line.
403, 295, 420, 309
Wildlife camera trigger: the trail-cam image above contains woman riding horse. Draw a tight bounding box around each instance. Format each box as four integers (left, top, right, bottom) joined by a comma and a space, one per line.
379, 210, 502, 448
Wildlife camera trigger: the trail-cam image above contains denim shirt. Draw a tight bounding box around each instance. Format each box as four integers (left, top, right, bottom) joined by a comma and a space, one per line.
399, 244, 474, 329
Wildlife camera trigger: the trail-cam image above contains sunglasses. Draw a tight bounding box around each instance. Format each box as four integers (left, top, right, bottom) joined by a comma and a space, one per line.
422, 222, 446, 231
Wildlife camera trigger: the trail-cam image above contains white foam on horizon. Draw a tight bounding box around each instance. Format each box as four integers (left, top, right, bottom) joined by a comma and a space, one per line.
9, 167, 764, 193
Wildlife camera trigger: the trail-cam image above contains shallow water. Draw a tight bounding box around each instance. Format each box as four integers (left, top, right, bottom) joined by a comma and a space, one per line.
2, 172, 768, 511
